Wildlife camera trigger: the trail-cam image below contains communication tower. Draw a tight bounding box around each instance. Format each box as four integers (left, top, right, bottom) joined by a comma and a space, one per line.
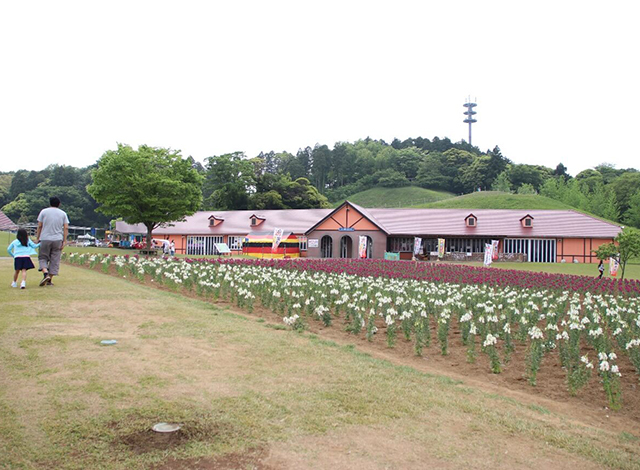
463, 97, 477, 145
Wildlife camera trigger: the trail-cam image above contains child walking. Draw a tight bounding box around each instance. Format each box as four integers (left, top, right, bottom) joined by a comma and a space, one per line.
7, 229, 40, 289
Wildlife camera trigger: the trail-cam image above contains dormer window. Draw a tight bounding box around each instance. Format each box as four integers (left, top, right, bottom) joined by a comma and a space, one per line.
520, 214, 534, 228
249, 214, 265, 227
465, 214, 477, 227
208, 215, 224, 227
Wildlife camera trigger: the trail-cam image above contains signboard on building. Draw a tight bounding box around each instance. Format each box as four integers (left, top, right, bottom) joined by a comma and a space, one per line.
308, 239, 319, 248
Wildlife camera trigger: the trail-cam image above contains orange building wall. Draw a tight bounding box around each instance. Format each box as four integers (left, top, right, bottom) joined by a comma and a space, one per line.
556, 238, 614, 263
314, 205, 379, 231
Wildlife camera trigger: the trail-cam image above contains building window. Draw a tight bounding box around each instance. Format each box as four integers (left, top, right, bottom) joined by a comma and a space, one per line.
228, 236, 243, 251
445, 238, 493, 253
387, 237, 414, 252
524, 218, 532, 227
504, 238, 556, 263
209, 219, 215, 226
321, 236, 333, 258
186, 235, 224, 256
251, 217, 257, 226
298, 236, 308, 251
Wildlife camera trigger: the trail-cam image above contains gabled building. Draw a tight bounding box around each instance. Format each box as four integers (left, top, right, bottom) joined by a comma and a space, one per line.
115, 201, 622, 263
0, 210, 18, 232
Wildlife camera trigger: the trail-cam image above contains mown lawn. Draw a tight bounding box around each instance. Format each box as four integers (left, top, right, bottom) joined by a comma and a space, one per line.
1, 259, 640, 469
465, 260, 640, 281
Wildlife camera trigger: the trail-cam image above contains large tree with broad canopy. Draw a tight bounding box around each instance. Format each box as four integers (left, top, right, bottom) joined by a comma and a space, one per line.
88, 144, 203, 250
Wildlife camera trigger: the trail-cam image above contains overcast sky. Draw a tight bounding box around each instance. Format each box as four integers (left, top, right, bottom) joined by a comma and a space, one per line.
1, 1, 638, 176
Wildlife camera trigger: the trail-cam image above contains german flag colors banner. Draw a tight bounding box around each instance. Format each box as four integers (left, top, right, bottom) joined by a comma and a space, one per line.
243, 232, 300, 258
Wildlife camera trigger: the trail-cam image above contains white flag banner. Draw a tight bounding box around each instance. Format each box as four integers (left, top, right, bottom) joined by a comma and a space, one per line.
610, 256, 619, 277
491, 240, 500, 260
484, 243, 494, 266
413, 237, 423, 256
359, 236, 367, 258
272, 228, 284, 253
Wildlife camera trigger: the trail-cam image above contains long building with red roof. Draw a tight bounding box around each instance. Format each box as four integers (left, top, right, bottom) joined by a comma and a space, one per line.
116, 201, 622, 263
0, 210, 18, 232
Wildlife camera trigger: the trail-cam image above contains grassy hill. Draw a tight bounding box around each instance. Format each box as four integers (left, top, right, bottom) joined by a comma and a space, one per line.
336, 186, 453, 208
411, 191, 576, 210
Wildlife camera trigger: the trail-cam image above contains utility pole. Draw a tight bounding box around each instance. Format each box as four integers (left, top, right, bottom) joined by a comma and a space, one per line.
463, 97, 477, 145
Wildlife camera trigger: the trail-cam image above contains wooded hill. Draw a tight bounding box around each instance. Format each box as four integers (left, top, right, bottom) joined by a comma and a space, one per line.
1, 135, 639, 229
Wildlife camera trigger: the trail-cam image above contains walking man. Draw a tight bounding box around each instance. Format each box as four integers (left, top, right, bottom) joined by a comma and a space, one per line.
36, 196, 69, 286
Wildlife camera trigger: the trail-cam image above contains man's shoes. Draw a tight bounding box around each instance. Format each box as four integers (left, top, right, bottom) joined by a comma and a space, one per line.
11, 281, 17, 288
47, 278, 54, 286
39, 274, 51, 287
20, 281, 26, 289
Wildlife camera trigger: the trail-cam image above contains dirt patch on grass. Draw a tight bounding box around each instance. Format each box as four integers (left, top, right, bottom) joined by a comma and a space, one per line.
119, 428, 189, 454
263, 423, 605, 470
154, 448, 274, 470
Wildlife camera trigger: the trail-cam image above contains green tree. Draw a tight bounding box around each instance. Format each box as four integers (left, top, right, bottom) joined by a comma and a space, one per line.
283, 177, 330, 209
310, 144, 332, 193
249, 190, 286, 210
575, 169, 604, 193
459, 155, 491, 192
251, 174, 329, 209
375, 169, 410, 188
610, 172, 640, 218
48, 164, 79, 187
508, 164, 551, 191
202, 152, 255, 210
594, 163, 624, 184
2, 185, 98, 226
391, 147, 423, 180
331, 143, 357, 187
9, 169, 48, 200
553, 163, 570, 180
485, 146, 510, 187
585, 183, 619, 222
624, 190, 640, 228
416, 152, 453, 191
0, 173, 12, 207
278, 151, 307, 181
593, 228, 640, 279
491, 171, 512, 192
517, 183, 537, 195
87, 144, 203, 250
444, 148, 475, 193
1, 193, 29, 222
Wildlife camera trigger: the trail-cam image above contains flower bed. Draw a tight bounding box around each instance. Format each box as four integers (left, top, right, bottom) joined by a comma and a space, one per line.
64, 252, 640, 409
187, 257, 640, 297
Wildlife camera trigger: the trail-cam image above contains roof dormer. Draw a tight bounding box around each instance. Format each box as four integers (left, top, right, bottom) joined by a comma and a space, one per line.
208, 215, 224, 227
465, 213, 477, 227
249, 214, 266, 227
520, 214, 534, 228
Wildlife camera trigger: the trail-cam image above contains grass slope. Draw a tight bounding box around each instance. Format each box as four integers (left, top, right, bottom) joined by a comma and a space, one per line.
334, 186, 453, 208
2, 260, 640, 469
412, 191, 575, 210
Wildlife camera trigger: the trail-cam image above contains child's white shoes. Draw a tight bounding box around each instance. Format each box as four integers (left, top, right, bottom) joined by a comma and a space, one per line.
20, 281, 26, 289
11, 281, 17, 288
